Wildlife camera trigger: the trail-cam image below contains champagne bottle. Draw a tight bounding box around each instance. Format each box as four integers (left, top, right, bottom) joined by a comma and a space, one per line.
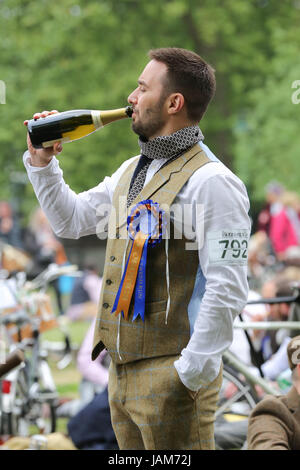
27, 106, 133, 149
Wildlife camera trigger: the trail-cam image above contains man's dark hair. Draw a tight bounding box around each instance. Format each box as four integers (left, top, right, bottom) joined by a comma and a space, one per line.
148, 47, 216, 122
275, 282, 294, 298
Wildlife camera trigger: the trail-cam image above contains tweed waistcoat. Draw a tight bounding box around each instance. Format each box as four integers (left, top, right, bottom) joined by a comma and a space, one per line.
92, 143, 211, 363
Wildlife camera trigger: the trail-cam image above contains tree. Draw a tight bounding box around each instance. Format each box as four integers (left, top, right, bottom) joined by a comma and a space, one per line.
234, 22, 300, 200
0, 0, 299, 217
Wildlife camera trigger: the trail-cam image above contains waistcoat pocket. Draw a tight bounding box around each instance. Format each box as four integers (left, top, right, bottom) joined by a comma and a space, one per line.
145, 299, 168, 314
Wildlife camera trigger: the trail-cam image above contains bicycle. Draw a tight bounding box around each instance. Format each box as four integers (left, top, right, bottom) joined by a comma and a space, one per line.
0, 263, 80, 437
215, 285, 300, 449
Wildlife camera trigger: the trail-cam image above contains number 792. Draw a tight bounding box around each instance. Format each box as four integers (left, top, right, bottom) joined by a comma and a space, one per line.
219, 239, 248, 259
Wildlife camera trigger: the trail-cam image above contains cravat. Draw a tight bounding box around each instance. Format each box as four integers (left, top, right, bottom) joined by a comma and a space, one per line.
126, 125, 204, 207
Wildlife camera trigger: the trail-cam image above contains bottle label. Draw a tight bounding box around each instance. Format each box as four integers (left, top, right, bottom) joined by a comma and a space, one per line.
91, 110, 103, 129
42, 136, 71, 148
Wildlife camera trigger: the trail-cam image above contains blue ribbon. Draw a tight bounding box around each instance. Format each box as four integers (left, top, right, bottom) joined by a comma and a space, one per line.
132, 237, 148, 322
111, 200, 165, 323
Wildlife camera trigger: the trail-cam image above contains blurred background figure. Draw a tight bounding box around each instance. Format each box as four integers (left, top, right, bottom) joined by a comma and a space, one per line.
247, 230, 275, 286
269, 190, 300, 261
257, 181, 285, 236
24, 207, 68, 272
76, 317, 109, 400
278, 191, 300, 262
249, 182, 300, 289
230, 289, 269, 367
67, 383, 118, 450
0, 200, 23, 249
282, 192, 300, 241
57, 316, 109, 418
0, 200, 32, 274
241, 279, 300, 385
65, 264, 102, 321
23, 207, 69, 314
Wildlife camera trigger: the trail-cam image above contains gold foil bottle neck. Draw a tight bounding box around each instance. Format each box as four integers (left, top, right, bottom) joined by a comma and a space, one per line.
99, 107, 132, 126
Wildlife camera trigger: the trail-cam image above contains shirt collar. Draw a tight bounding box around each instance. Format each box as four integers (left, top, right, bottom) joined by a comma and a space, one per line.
138, 125, 204, 161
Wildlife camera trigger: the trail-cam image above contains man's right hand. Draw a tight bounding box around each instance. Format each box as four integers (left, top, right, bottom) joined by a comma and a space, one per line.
24, 110, 63, 167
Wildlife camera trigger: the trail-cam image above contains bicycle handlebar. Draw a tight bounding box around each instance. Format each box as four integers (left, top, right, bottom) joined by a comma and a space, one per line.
25, 263, 81, 290
0, 309, 33, 326
0, 349, 25, 378
234, 320, 300, 330
247, 288, 300, 306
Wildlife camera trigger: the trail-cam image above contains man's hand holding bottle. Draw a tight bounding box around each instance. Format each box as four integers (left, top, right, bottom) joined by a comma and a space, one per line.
24, 110, 63, 167
24, 106, 132, 162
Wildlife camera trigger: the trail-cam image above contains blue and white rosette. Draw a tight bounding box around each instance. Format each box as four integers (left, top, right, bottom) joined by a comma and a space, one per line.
111, 199, 166, 322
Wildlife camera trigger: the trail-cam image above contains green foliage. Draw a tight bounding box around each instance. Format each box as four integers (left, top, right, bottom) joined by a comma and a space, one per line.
234, 24, 300, 199
0, 0, 299, 215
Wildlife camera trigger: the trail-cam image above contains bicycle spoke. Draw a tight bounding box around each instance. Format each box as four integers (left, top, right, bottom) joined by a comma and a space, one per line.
216, 385, 252, 417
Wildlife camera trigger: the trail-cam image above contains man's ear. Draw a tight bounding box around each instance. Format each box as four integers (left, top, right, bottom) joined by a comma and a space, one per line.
167, 92, 185, 115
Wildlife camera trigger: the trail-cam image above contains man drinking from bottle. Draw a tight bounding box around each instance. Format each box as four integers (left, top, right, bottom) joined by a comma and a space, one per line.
24, 47, 250, 450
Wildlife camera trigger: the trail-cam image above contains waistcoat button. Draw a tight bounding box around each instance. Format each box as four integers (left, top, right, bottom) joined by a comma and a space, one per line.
110, 256, 116, 261
106, 279, 112, 285
103, 303, 109, 309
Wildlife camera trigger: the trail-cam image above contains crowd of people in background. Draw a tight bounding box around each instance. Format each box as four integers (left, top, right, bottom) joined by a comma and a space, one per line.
0, 180, 300, 450
249, 182, 300, 282
243, 181, 300, 376
224, 181, 300, 450
229, 181, 300, 377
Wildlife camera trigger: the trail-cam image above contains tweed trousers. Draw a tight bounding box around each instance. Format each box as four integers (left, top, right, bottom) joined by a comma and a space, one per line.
108, 355, 223, 450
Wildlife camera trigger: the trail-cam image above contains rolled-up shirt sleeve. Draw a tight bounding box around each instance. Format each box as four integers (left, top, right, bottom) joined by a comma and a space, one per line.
174, 172, 251, 391
23, 150, 137, 239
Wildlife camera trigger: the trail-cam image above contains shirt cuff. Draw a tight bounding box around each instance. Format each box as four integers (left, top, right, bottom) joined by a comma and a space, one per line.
174, 355, 200, 392
23, 150, 58, 176
174, 348, 222, 392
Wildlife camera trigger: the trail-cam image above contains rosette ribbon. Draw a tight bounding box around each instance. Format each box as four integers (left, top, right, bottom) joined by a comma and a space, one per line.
111, 199, 165, 322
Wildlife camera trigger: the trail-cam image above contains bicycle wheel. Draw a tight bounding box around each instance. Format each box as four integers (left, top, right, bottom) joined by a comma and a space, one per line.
214, 364, 259, 450
2, 366, 31, 436
24, 356, 57, 435
23, 392, 56, 436
8, 364, 57, 436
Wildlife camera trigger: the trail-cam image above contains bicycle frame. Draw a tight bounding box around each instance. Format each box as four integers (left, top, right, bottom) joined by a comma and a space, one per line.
0, 264, 79, 436
0, 311, 58, 433
225, 287, 300, 397
223, 350, 280, 396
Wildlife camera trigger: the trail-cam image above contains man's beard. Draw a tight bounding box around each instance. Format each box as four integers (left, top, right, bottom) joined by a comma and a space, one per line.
131, 96, 167, 140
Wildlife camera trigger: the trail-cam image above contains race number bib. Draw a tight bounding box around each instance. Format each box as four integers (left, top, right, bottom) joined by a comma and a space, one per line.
208, 229, 250, 265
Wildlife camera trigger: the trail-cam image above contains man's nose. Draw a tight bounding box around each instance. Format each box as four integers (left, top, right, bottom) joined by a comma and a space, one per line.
128, 88, 138, 105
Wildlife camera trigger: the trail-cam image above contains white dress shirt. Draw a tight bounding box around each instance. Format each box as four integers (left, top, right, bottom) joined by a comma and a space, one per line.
23, 141, 251, 391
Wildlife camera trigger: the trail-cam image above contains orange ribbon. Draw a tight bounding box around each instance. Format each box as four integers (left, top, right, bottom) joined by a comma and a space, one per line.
113, 231, 148, 320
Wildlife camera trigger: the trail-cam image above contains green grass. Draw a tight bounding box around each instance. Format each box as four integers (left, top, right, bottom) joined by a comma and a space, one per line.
41, 318, 91, 345
56, 383, 79, 396
55, 418, 70, 434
